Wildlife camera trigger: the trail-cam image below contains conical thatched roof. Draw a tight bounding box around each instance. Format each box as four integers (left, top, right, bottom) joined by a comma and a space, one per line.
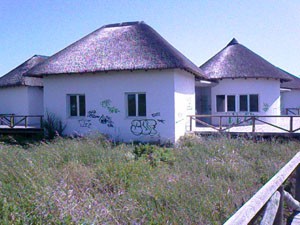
0, 55, 48, 88
28, 21, 207, 79
200, 38, 291, 82
280, 69, 300, 90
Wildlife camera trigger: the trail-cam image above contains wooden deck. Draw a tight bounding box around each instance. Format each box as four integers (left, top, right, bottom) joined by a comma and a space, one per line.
188, 115, 300, 138
0, 115, 43, 134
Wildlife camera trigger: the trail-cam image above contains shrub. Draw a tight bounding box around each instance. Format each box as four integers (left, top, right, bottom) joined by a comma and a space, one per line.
133, 144, 175, 167
43, 111, 66, 139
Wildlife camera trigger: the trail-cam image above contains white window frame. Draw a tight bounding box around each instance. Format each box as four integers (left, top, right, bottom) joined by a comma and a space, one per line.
216, 94, 236, 112
67, 94, 86, 117
126, 92, 146, 117
238, 94, 259, 112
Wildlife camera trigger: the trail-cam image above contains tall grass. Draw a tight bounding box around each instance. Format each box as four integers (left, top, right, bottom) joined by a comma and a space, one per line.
0, 135, 299, 224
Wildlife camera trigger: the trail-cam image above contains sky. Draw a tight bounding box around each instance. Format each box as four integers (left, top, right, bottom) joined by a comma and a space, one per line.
0, 0, 299, 77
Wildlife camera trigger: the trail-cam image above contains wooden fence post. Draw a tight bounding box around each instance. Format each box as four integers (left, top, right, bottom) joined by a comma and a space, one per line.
10, 116, 14, 128
190, 116, 192, 132
252, 116, 255, 133
290, 116, 293, 132
40, 116, 43, 129
219, 116, 222, 130
273, 186, 284, 225
260, 191, 281, 225
296, 165, 300, 201
25, 116, 28, 128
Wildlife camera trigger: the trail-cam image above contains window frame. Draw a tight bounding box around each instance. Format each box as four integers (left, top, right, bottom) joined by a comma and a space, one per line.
67, 94, 86, 117
238, 94, 259, 112
216, 95, 225, 112
126, 92, 147, 117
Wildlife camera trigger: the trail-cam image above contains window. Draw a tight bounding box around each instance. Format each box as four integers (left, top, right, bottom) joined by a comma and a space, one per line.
239, 94, 259, 112
239, 95, 248, 111
250, 94, 259, 112
127, 93, 146, 117
216, 95, 225, 112
68, 94, 85, 117
227, 95, 236, 112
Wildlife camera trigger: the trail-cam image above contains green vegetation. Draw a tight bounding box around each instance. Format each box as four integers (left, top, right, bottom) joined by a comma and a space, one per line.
0, 134, 299, 224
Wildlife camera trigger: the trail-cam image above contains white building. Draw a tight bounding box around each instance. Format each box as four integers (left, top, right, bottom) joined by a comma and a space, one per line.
280, 71, 300, 115
0, 55, 47, 125
27, 22, 207, 143
198, 38, 291, 125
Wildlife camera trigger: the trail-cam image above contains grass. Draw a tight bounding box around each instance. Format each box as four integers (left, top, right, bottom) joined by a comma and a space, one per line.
0, 134, 299, 224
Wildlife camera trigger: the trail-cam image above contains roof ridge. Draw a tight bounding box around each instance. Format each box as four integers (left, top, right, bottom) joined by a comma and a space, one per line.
101, 21, 145, 29
226, 38, 239, 47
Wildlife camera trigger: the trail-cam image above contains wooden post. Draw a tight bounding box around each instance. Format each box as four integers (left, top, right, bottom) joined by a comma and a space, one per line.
273, 186, 284, 225
219, 116, 222, 130
286, 108, 288, 115
290, 116, 293, 132
190, 116, 192, 132
296, 165, 300, 201
25, 116, 28, 128
10, 116, 14, 128
260, 191, 281, 225
40, 116, 43, 129
252, 116, 255, 133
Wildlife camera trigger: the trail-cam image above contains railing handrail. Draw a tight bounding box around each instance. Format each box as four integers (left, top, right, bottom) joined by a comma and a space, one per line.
189, 114, 300, 118
0, 115, 44, 129
224, 151, 300, 225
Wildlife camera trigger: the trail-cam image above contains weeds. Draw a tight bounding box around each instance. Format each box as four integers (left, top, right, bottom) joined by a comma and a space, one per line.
0, 135, 299, 224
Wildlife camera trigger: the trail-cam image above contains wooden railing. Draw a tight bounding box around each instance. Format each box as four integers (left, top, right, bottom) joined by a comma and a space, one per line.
224, 152, 300, 225
286, 108, 300, 115
188, 115, 300, 133
0, 114, 43, 129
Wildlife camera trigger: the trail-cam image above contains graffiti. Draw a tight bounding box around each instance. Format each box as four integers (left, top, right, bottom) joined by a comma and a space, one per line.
99, 115, 114, 127
175, 118, 185, 124
263, 103, 269, 112
157, 119, 165, 124
186, 97, 193, 110
130, 119, 158, 136
101, 99, 120, 114
79, 119, 92, 128
87, 110, 100, 118
228, 112, 255, 125
151, 112, 160, 117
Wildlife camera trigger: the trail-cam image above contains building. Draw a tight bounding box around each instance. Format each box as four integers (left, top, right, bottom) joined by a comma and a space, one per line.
198, 38, 291, 125
27, 21, 207, 143
0, 55, 47, 123
280, 71, 300, 115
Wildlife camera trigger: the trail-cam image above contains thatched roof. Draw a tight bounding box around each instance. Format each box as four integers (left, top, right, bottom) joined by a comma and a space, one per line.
280, 69, 300, 90
28, 21, 207, 79
200, 38, 291, 82
0, 55, 48, 88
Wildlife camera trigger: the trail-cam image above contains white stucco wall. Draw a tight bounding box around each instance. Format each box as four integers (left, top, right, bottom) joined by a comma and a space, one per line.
281, 90, 300, 114
211, 78, 281, 125
174, 70, 195, 140
28, 87, 44, 115
43, 69, 194, 143
0, 86, 29, 115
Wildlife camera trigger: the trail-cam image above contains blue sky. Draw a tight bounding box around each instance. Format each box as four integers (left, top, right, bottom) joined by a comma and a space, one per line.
1, 0, 299, 76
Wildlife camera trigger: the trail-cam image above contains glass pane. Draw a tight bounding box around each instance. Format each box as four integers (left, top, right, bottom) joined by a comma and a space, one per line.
138, 94, 146, 116
216, 95, 225, 112
239, 95, 248, 111
79, 95, 86, 116
70, 96, 77, 116
127, 94, 136, 116
227, 95, 235, 111
250, 95, 259, 112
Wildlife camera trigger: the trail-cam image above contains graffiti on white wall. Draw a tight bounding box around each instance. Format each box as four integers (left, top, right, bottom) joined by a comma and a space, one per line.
82, 99, 120, 128
263, 103, 270, 112
130, 112, 165, 136
79, 119, 92, 128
